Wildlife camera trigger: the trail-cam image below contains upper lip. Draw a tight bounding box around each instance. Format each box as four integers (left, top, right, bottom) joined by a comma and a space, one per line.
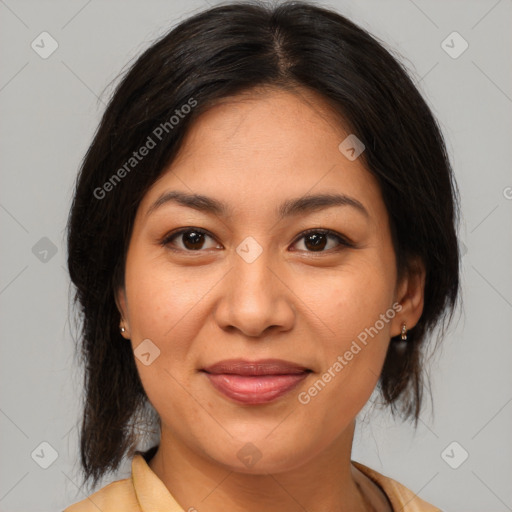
202, 359, 311, 376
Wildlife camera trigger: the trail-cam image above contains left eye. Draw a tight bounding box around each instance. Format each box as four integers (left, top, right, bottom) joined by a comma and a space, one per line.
291, 230, 350, 252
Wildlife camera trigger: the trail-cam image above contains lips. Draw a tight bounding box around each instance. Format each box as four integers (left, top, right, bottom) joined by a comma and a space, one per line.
201, 359, 311, 405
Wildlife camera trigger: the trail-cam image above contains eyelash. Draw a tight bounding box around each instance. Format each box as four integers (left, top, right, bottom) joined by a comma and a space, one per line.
160, 227, 354, 253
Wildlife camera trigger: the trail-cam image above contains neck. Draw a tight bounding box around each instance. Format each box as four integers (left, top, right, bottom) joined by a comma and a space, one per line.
148, 421, 381, 512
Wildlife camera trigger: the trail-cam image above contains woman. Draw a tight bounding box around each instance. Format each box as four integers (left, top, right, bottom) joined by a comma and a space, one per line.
64, 1, 460, 511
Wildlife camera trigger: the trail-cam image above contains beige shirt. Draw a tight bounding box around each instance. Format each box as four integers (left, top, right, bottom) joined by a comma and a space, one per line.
64, 454, 440, 512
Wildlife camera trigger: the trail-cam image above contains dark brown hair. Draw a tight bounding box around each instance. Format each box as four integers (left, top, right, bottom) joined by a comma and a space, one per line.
67, 0, 461, 488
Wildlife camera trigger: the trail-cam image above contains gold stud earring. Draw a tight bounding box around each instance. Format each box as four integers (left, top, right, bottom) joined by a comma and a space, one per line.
400, 322, 408, 341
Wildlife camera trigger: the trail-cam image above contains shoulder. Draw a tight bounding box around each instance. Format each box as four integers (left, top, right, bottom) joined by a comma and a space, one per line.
352, 461, 441, 512
63, 477, 139, 512
63, 451, 182, 512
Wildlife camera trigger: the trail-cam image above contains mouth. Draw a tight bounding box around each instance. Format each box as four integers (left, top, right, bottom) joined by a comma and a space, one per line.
201, 359, 312, 405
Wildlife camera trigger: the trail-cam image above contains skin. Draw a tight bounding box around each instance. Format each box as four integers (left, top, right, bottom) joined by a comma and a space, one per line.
117, 86, 426, 512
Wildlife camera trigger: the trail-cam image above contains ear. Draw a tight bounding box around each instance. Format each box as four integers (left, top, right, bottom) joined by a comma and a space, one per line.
115, 287, 130, 339
391, 256, 426, 337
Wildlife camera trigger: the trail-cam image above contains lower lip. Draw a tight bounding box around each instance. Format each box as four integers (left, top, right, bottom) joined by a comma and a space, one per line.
204, 372, 309, 404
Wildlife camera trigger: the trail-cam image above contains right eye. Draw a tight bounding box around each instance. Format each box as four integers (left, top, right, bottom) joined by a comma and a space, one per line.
161, 228, 223, 252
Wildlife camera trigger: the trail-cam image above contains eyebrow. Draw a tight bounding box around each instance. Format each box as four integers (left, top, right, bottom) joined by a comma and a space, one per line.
146, 190, 369, 219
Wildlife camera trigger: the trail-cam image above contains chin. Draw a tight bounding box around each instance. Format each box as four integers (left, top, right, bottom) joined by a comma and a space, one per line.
202, 436, 319, 475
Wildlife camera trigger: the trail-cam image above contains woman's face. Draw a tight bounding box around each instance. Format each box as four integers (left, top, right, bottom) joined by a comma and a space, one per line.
118, 87, 418, 473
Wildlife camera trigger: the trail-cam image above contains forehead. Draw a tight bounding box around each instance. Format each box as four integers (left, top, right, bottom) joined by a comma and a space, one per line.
172, 86, 349, 170
139, 87, 385, 224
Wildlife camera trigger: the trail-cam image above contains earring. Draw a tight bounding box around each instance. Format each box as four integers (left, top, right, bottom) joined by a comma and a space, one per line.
120, 326, 126, 333
400, 322, 408, 341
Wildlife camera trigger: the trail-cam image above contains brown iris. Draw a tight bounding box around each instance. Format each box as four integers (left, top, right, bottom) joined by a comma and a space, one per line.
304, 233, 327, 251
182, 231, 206, 250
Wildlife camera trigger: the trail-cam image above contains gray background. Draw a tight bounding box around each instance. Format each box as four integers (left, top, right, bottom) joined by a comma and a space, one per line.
1, 0, 511, 511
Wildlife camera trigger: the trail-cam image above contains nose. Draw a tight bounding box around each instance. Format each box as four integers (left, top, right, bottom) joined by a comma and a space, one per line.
213, 253, 296, 338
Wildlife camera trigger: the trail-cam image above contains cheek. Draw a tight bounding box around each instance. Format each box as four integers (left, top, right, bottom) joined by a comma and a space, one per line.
125, 253, 212, 339
296, 301, 393, 444
296, 259, 395, 346
125, 262, 208, 419
293, 259, 394, 413
124, 254, 218, 401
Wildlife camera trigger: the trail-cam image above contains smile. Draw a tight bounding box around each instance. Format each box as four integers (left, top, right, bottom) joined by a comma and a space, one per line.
201, 359, 311, 405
